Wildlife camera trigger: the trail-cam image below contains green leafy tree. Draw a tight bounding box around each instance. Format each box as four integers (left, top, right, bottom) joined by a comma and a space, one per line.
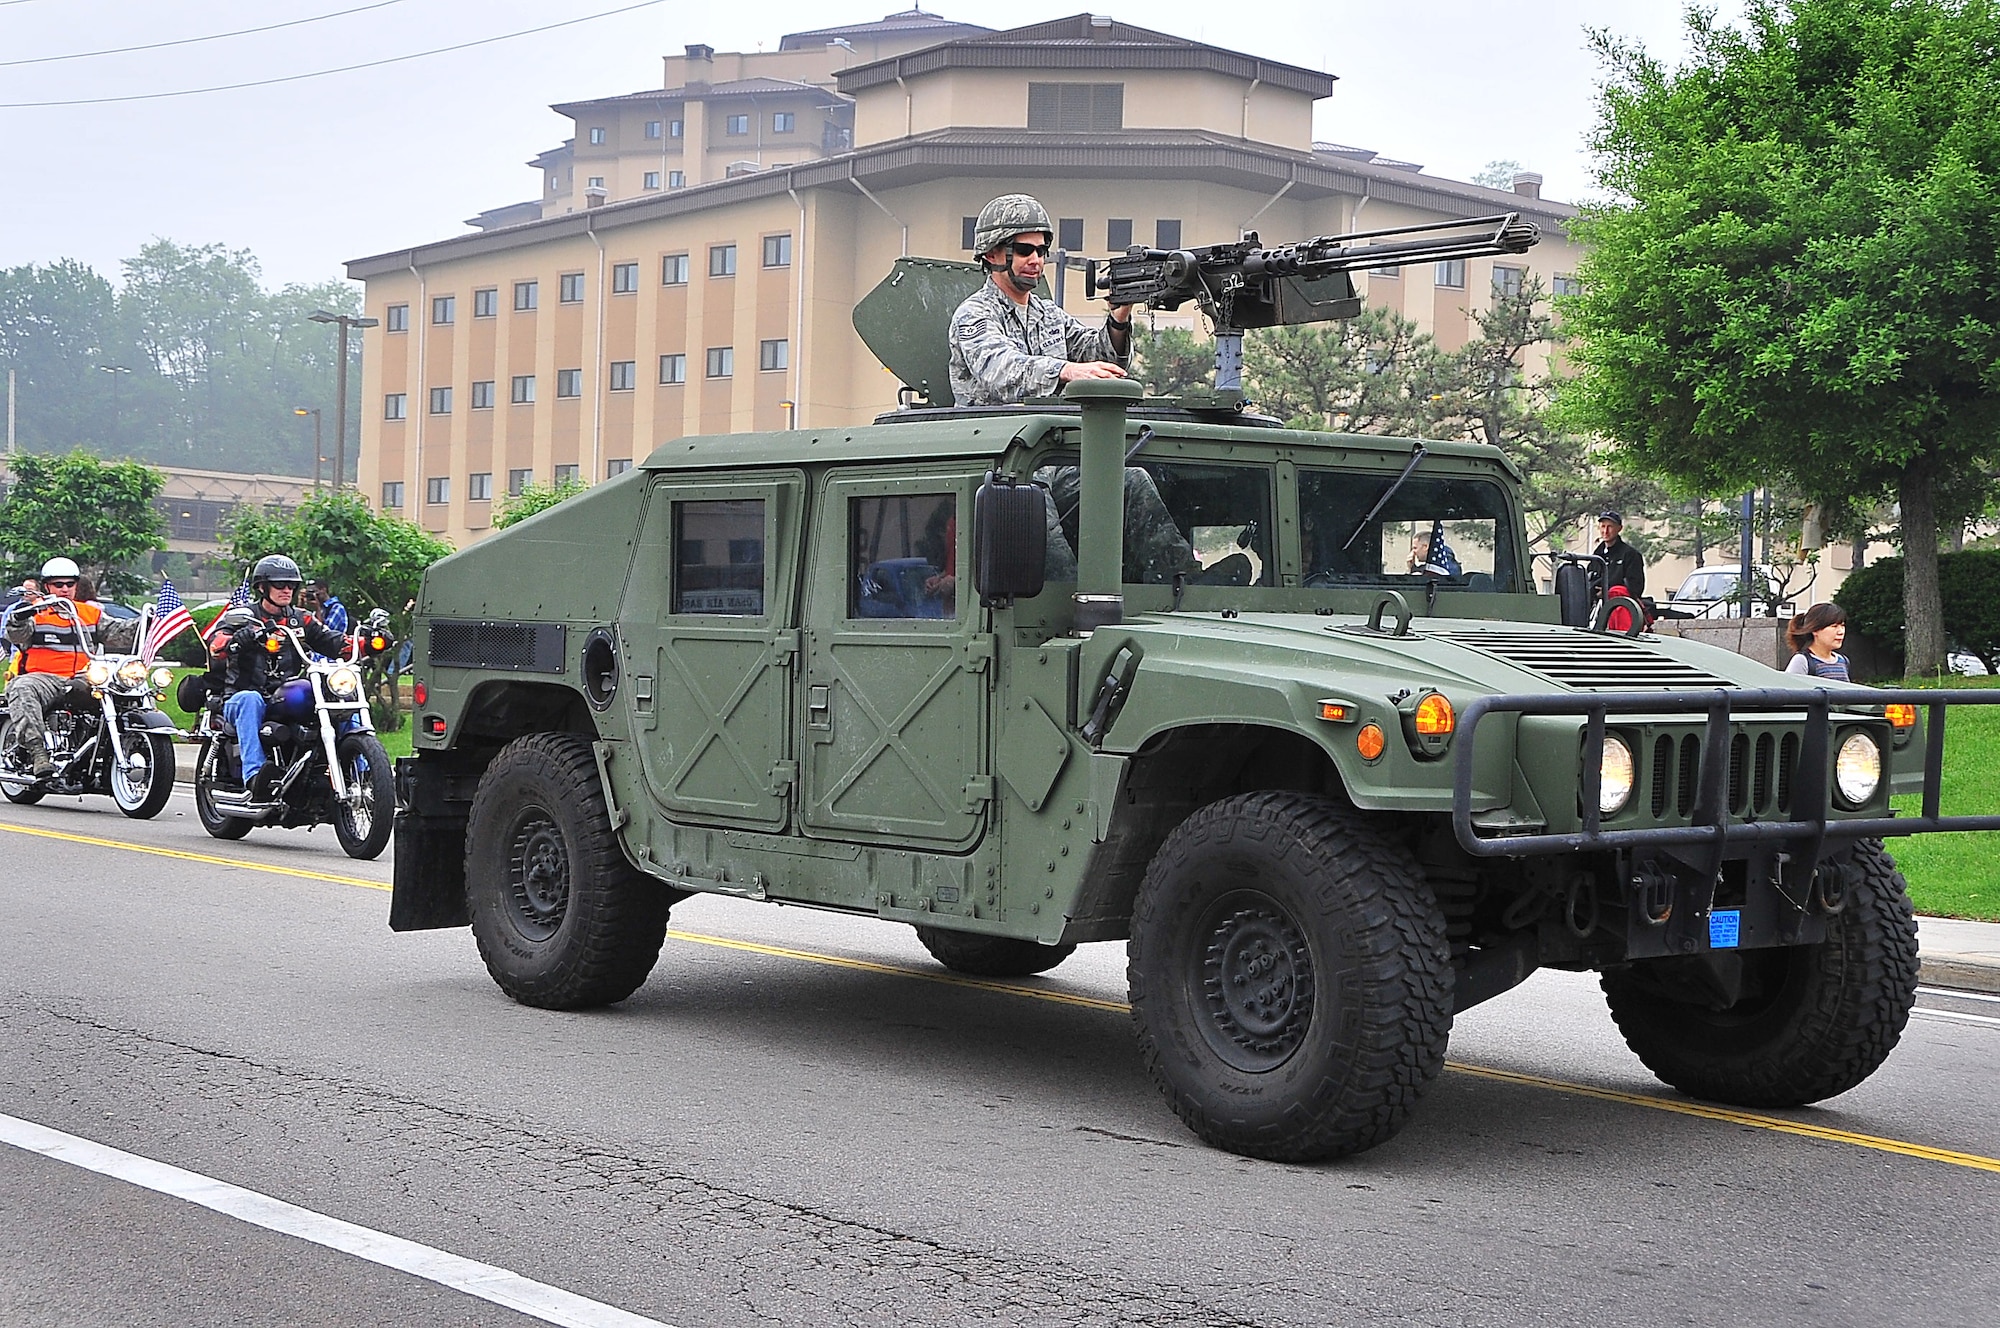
0, 449, 165, 595
1838, 549, 2000, 675
224, 489, 451, 620
1243, 306, 1454, 435
1473, 160, 1525, 189
1130, 324, 1214, 397
494, 478, 588, 530
1558, 0, 2000, 673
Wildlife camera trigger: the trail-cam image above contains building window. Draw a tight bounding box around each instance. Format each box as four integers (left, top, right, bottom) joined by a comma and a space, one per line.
610, 360, 636, 391
1027, 82, 1124, 131
643, 171, 660, 190
644, 120, 662, 139
612, 261, 639, 293
659, 353, 686, 384
706, 346, 733, 378
385, 303, 409, 333
511, 374, 536, 404
588, 126, 606, 145
668, 170, 684, 188
559, 272, 585, 302
587, 176, 605, 190
1436, 259, 1467, 289
1369, 265, 1400, 279
759, 339, 788, 372
382, 481, 404, 509
669, 119, 683, 137
429, 386, 452, 415
431, 295, 454, 325
426, 476, 450, 505
472, 287, 498, 318
962, 216, 978, 251
762, 233, 791, 267
709, 244, 736, 277
513, 280, 538, 311
1553, 273, 1583, 298
508, 468, 532, 497
1156, 219, 1182, 249
1492, 265, 1525, 298
606, 458, 632, 477
1106, 218, 1133, 250
554, 464, 580, 485
556, 368, 582, 398
1058, 218, 1083, 252
773, 111, 795, 133
468, 471, 493, 501
470, 380, 495, 410
725, 113, 749, 135
662, 253, 689, 285
383, 393, 406, 421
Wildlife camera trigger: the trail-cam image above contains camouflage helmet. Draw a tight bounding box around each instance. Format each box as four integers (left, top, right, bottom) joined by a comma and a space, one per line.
973, 194, 1054, 258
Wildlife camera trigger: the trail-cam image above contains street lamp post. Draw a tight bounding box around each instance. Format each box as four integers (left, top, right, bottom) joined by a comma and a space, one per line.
308, 310, 379, 490
96, 364, 131, 448
295, 407, 323, 489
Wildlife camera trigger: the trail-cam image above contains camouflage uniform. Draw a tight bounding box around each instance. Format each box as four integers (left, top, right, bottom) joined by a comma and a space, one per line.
948, 280, 1128, 407
1036, 465, 1200, 585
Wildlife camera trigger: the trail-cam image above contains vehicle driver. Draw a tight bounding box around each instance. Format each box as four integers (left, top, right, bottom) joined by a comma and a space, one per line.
3, 557, 139, 780
220, 554, 360, 796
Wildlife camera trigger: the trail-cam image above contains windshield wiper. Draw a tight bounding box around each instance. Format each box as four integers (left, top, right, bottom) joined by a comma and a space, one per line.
1341, 443, 1429, 551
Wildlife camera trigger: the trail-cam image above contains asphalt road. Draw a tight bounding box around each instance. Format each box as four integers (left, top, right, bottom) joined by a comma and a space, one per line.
2, 785, 1996, 1328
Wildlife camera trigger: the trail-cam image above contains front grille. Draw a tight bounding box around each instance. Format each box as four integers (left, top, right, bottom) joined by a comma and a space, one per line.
1643, 726, 1794, 824
428, 620, 567, 673
1437, 630, 1734, 690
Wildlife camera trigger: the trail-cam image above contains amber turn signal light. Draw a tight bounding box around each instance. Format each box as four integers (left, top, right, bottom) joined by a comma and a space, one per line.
264, 635, 281, 653
1412, 692, 1455, 736
1356, 723, 1386, 761
1317, 699, 1354, 723
371, 635, 388, 651
1884, 703, 1916, 729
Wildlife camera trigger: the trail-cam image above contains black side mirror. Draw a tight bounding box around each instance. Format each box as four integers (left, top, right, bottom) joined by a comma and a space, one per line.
1555, 561, 1592, 627
974, 473, 1048, 607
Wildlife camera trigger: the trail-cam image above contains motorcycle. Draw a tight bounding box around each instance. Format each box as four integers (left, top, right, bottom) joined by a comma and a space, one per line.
190, 620, 396, 859
0, 598, 180, 818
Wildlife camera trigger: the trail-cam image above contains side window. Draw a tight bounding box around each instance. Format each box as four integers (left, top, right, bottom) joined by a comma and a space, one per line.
672, 499, 765, 615
848, 492, 957, 620
1036, 457, 1272, 586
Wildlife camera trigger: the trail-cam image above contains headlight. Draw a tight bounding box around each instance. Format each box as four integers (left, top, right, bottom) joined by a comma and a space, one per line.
327, 665, 361, 698
150, 666, 174, 690
117, 660, 148, 686
1834, 731, 1883, 807
86, 660, 112, 686
1598, 733, 1636, 815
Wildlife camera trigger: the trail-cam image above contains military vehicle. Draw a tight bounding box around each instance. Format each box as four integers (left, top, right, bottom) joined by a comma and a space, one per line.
390, 219, 2000, 1162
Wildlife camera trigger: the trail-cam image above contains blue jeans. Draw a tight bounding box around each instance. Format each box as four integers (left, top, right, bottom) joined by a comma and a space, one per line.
223, 689, 359, 784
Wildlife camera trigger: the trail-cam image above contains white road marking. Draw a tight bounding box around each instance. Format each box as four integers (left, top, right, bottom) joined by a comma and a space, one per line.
1917, 985, 2000, 1005
1911, 1007, 2000, 1030
0, 1112, 672, 1328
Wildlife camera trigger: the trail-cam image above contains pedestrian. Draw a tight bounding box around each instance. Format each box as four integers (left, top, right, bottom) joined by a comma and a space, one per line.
1785, 603, 1852, 682
1592, 511, 1646, 600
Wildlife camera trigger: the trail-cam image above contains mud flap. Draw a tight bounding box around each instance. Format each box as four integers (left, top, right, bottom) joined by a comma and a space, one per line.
389, 756, 470, 931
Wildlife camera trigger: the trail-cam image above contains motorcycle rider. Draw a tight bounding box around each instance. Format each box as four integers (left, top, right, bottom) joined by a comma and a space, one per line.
220, 554, 360, 797
3, 557, 139, 780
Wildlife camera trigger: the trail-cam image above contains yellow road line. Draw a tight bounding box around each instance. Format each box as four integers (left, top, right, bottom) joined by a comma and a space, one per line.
0, 821, 388, 892
12, 817, 1999, 1174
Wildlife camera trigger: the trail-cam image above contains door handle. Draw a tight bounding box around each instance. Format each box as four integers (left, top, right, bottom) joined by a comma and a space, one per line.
807, 684, 831, 730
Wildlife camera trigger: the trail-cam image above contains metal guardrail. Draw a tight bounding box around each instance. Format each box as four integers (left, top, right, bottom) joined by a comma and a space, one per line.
1450, 687, 2000, 864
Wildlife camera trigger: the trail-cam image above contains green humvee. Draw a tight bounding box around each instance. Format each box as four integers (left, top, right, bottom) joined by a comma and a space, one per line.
391, 243, 2000, 1163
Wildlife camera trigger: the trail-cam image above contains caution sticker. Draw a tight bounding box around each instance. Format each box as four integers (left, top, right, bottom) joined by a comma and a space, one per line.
1709, 909, 1742, 949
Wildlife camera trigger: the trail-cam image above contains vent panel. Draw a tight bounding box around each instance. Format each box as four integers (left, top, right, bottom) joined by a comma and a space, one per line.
429, 619, 567, 674
1434, 630, 1734, 690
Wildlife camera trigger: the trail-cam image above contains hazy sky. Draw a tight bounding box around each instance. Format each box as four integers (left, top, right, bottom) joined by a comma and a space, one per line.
0, 0, 1740, 290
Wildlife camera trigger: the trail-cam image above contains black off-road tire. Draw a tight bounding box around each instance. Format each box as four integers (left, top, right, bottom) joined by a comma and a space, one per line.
332, 733, 395, 860
466, 731, 672, 1010
0, 715, 47, 805
1129, 791, 1453, 1162
193, 741, 252, 839
913, 925, 1076, 977
1601, 841, 1918, 1107
112, 731, 176, 820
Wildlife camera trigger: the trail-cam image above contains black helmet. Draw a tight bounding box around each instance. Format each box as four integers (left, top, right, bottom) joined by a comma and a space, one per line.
251, 553, 304, 591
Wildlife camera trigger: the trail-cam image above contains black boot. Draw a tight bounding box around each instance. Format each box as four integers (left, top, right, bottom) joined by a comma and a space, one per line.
249, 765, 279, 799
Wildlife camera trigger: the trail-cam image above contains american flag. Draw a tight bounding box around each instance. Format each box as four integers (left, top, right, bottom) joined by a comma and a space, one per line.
228, 580, 255, 610
141, 578, 195, 664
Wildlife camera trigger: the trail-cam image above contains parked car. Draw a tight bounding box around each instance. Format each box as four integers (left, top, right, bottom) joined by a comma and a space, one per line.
1663, 565, 1795, 618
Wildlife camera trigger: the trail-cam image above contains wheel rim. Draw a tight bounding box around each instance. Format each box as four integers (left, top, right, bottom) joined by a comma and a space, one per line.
505, 806, 570, 941
111, 735, 152, 805
344, 754, 376, 838
1195, 890, 1317, 1073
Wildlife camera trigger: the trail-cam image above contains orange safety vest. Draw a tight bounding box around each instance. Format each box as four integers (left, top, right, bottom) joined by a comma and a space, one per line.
21, 600, 103, 677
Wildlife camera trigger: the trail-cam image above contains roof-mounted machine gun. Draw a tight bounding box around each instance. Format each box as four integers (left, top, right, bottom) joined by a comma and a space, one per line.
1087, 213, 1539, 398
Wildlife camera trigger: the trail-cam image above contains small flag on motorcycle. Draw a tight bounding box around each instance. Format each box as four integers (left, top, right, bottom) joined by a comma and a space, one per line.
140, 578, 195, 665
228, 580, 256, 610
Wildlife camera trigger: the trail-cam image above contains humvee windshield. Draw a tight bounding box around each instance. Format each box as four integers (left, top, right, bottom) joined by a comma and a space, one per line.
1300, 469, 1519, 592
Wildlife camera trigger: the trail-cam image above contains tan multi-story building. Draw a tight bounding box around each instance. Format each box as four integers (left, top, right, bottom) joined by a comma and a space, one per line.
350, 12, 1584, 550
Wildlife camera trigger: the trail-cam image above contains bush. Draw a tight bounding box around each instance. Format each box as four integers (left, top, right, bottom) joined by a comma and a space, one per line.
1834, 551, 2000, 675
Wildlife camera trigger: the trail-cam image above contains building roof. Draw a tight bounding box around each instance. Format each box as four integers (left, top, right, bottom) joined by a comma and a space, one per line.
837, 13, 1335, 99
779, 7, 989, 51
464, 200, 545, 232
348, 127, 1575, 280
553, 78, 843, 116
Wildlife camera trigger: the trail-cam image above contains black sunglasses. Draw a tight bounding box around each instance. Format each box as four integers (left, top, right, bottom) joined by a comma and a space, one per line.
45, 579, 78, 588
1009, 241, 1050, 258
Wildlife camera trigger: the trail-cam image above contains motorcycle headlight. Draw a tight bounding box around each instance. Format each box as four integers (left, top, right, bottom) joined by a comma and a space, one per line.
328, 665, 361, 698
1834, 731, 1883, 808
151, 666, 174, 690
117, 660, 148, 687
86, 660, 113, 686
1598, 733, 1636, 816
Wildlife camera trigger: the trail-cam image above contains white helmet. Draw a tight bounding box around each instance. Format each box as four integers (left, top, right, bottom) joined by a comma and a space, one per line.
39, 556, 80, 579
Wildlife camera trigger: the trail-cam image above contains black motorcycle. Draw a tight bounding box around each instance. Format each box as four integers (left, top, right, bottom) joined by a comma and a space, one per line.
0, 599, 179, 818
190, 621, 395, 859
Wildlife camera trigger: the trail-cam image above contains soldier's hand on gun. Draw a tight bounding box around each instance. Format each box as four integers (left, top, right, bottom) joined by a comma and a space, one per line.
1058, 360, 1128, 383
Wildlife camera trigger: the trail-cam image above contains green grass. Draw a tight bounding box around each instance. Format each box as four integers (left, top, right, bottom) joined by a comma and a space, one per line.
155, 666, 413, 762
1888, 674, 2000, 921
